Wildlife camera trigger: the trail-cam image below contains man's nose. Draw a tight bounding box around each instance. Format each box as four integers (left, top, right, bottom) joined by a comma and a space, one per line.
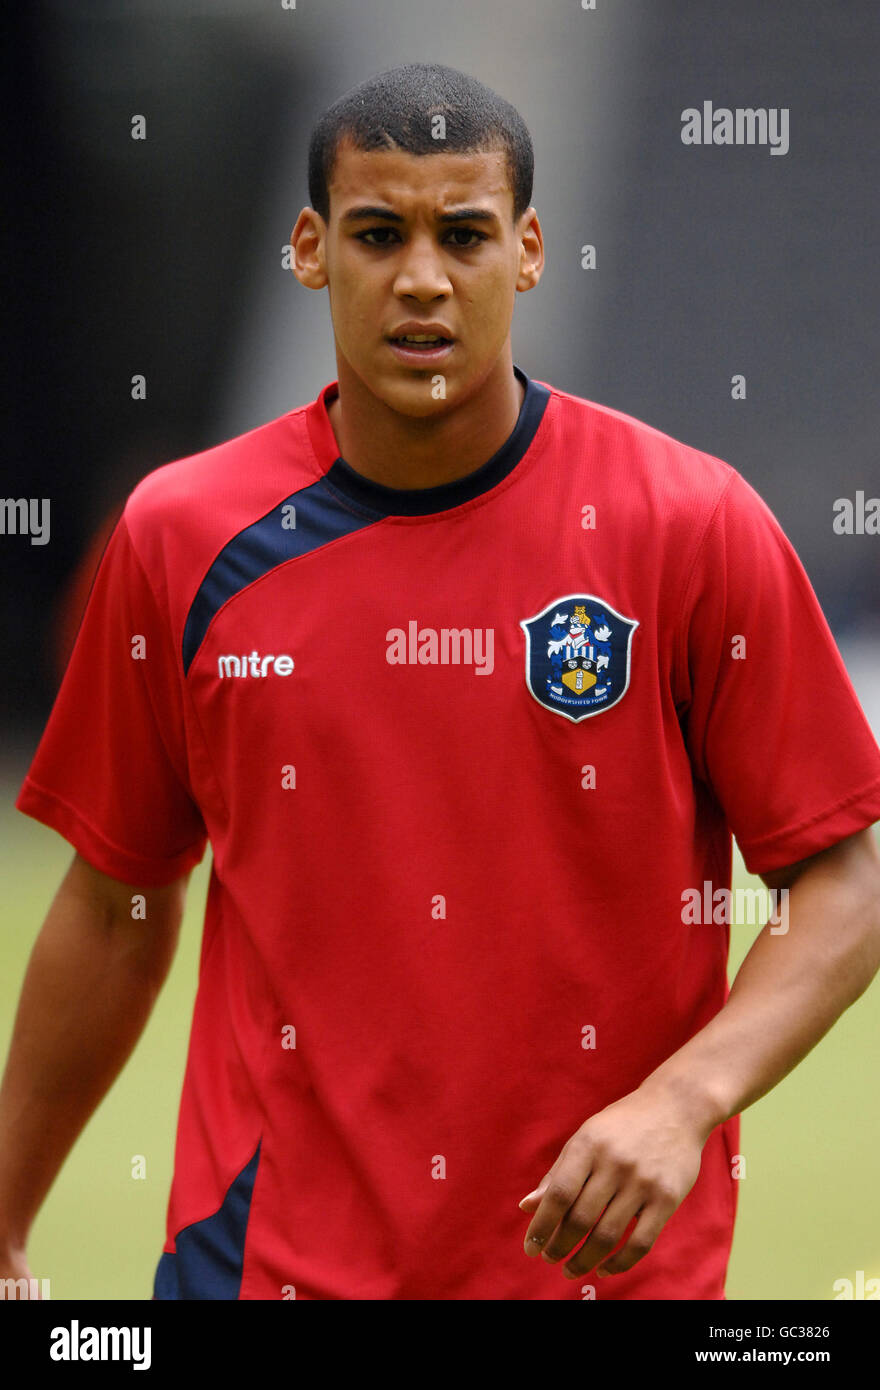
393, 235, 452, 297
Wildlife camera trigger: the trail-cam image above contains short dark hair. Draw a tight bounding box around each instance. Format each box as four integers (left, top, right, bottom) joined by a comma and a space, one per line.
308, 63, 534, 225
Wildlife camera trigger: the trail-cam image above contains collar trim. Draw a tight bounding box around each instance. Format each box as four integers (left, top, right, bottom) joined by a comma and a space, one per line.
305, 364, 550, 517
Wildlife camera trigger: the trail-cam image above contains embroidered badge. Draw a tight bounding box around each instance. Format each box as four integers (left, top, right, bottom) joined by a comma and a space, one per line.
520, 595, 639, 722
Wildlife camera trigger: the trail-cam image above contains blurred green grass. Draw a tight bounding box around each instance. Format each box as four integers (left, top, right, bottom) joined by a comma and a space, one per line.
2, 776, 878, 1300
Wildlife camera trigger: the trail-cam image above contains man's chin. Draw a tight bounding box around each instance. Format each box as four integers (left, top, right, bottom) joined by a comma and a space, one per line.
372, 367, 461, 417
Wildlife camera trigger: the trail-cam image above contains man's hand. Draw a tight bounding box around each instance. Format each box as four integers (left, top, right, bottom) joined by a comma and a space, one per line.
518, 1083, 711, 1279
0, 852, 189, 1279
518, 829, 880, 1283
0, 1245, 40, 1298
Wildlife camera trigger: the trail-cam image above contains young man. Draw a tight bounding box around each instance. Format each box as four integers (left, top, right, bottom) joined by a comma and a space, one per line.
3, 62, 880, 1302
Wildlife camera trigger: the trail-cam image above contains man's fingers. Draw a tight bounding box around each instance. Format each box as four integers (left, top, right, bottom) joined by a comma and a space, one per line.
517, 1184, 546, 1213
540, 1174, 618, 1263
594, 1202, 670, 1276
558, 1189, 643, 1277
517, 1165, 557, 1211
522, 1157, 592, 1256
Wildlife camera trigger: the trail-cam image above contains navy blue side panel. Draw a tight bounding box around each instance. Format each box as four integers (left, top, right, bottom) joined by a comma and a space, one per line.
182, 478, 379, 675
153, 1142, 261, 1300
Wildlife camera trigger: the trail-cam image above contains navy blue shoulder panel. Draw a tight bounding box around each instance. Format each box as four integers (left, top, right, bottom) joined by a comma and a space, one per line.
153, 1142, 261, 1300
182, 478, 378, 676
181, 367, 551, 676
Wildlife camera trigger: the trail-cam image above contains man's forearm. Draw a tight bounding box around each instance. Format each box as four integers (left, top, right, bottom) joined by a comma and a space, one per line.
0, 871, 178, 1252
639, 840, 880, 1140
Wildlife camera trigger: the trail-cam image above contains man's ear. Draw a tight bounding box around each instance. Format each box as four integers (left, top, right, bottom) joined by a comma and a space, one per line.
290, 207, 329, 290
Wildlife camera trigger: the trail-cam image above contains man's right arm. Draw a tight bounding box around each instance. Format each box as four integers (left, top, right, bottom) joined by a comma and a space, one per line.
0, 851, 189, 1284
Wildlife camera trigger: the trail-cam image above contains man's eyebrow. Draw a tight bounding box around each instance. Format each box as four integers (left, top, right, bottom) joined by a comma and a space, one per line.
340, 205, 500, 226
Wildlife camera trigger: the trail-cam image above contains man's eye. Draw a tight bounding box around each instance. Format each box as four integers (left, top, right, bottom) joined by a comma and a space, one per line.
355, 227, 487, 248
357, 228, 399, 246
446, 228, 486, 248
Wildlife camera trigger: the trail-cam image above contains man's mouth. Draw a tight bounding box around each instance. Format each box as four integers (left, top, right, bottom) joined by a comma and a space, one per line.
388, 335, 454, 349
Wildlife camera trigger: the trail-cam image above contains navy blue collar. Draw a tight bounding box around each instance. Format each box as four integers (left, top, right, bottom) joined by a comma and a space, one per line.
321, 364, 550, 517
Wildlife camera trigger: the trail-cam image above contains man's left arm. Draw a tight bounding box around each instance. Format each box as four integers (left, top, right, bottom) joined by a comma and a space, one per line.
519, 826, 880, 1279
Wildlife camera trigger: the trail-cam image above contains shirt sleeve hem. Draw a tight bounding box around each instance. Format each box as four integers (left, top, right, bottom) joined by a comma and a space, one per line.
15, 776, 207, 888
736, 775, 880, 876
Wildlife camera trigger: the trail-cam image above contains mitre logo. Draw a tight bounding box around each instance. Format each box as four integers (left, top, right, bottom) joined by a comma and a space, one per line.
520, 594, 638, 721
217, 651, 294, 678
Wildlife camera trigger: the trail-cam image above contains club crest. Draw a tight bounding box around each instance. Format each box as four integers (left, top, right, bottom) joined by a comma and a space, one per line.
520, 595, 639, 722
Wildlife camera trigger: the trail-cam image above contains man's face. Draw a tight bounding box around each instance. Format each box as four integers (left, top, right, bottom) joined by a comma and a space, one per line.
297, 138, 541, 415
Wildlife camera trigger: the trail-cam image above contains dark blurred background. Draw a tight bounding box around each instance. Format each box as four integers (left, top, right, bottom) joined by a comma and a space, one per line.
3, 0, 879, 747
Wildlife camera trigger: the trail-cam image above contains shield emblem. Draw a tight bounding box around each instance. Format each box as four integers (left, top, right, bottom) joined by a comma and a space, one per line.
520, 594, 639, 722
562, 656, 597, 694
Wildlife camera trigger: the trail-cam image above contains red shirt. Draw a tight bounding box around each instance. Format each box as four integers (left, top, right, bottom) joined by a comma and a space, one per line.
18, 365, 880, 1299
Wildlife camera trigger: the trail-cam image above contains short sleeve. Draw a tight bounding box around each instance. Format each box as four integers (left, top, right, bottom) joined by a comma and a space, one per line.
16, 511, 208, 886
677, 469, 880, 876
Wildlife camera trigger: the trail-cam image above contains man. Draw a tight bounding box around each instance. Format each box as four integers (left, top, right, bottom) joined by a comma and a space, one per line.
2, 62, 880, 1301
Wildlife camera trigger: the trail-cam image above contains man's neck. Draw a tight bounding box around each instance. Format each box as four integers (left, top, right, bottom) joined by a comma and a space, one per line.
325, 356, 526, 490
